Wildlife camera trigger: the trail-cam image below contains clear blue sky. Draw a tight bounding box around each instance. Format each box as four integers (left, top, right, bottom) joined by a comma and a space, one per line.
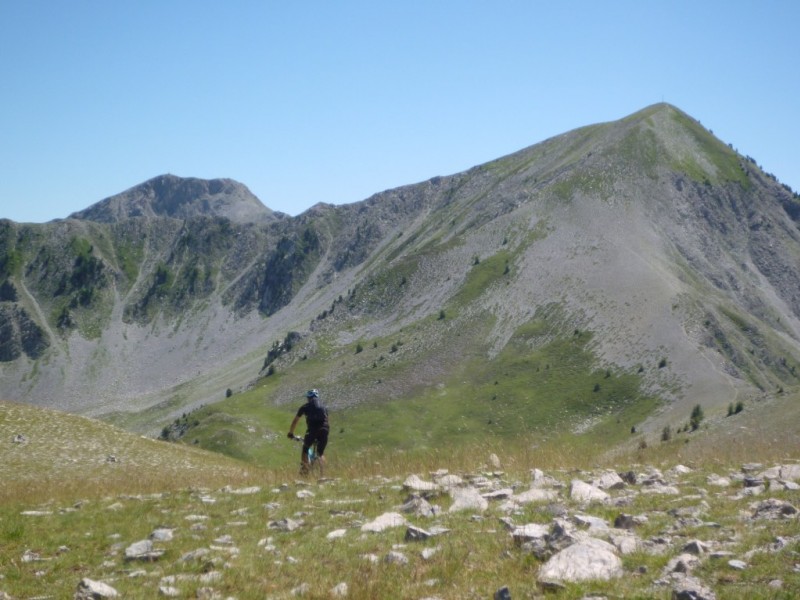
1, 1, 798, 223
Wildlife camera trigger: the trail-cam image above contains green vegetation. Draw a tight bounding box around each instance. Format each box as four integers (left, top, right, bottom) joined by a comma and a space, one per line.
2, 396, 800, 600
668, 109, 751, 188
690, 403, 705, 431
172, 307, 656, 466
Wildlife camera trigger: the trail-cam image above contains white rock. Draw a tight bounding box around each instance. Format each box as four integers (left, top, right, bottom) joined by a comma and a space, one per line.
331, 582, 349, 597
780, 464, 800, 482
436, 474, 463, 488
75, 578, 119, 599
361, 512, 407, 533
385, 550, 409, 565
403, 474, 439, 492
327, 529, 347, 540
570, 480, 610, 503
448, 487, 488, 513
511, 523, 550, 545
513, 488, 559, 504
594, 471, 626, 490
149, 528, 174, 542
538, 537, 622, 583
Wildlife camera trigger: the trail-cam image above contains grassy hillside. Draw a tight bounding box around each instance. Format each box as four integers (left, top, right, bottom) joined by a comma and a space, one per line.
2, 395, 800, 599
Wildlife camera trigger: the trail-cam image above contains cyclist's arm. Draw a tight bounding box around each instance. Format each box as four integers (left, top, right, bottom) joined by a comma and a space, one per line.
288, 414, 301, 438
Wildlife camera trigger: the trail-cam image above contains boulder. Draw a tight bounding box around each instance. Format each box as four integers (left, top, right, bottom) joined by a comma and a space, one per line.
594, 470, 626, 490
750, 498, 799, 520
449, 487, 488, 513
570, 480, 610, 503
538, 537, 622, 583
399, 494, 439, 518
780, 464, 800, 482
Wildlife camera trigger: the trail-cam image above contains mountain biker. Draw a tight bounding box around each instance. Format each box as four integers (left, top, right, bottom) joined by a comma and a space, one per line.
287, 389, 329, 474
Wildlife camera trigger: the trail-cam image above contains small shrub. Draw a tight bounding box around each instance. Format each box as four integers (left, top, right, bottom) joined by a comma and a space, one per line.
658, 358, 667, 369
438, 310, 446, 320
734, 400, 744, 414
690, 404, 704, 431
225, 388, 233, 398
661, 425, 672, 442
355, 343, 363, 354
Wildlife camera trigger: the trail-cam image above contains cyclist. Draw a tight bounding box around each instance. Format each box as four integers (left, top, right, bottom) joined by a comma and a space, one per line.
287, 389, 329, 474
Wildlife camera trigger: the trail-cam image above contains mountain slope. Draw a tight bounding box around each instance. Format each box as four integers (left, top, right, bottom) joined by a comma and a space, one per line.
2, 103, 800, 443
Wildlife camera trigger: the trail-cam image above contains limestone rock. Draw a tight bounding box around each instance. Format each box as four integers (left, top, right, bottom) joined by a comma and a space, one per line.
570, 480, 610, 503
448, 487, 488, 513
124, 539, 164, 561
361, 512, 406, 532
403, 474, 438, 492
75, 578, 119, 599
538, 537, 622, 583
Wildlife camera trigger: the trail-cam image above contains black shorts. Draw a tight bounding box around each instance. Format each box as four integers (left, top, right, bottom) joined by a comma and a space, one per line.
303, 427, 329, 456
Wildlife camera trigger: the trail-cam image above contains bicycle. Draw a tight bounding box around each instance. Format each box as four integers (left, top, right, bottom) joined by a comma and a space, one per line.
289, 434, 323, 476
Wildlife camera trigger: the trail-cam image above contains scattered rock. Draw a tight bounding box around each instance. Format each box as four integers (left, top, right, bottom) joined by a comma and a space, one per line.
435, 474, 463, 488
750, 498, 799, 520
361, 512, 406, 532
269, 517, 303, 531
706, 474, 731, 487
75, 577, 119, 599
663, 572, 717, 600
682, 540, 712, 555
779, 464, 800, 481
510, 523, 549, 546
399, 494, 439, 518
448, 487, 488, 513
331, 582, 348, 597
594, 470, 626, 490
664, 553, 702, 574
124, 540, 164, 561
149, 528, 174, 542
614, 513, 636, 529
403, 474, 438, 492
385, 550, 409, 565
570, 480, 610, 503
327, 528, 347, 540
494, 586, 511, 600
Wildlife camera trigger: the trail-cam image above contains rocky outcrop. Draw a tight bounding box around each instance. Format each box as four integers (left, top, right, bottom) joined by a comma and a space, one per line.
0, 304, 48, 361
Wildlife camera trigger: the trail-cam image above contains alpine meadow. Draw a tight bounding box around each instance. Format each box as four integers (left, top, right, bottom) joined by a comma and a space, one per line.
2, 103, 800, 599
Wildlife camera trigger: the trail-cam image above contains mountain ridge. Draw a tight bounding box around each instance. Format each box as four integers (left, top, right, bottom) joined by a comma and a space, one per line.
2, 103, 800, 445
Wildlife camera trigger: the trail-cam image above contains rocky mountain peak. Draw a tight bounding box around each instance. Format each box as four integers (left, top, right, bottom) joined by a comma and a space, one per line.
68, 174, 278, 224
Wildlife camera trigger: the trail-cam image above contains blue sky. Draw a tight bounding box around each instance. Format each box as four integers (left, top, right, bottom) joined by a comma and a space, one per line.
1, 1, 798, 223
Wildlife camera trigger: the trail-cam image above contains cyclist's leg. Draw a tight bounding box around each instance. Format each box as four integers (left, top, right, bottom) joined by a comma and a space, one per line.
315, 429, 329, 474
300, 431, 312, 474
